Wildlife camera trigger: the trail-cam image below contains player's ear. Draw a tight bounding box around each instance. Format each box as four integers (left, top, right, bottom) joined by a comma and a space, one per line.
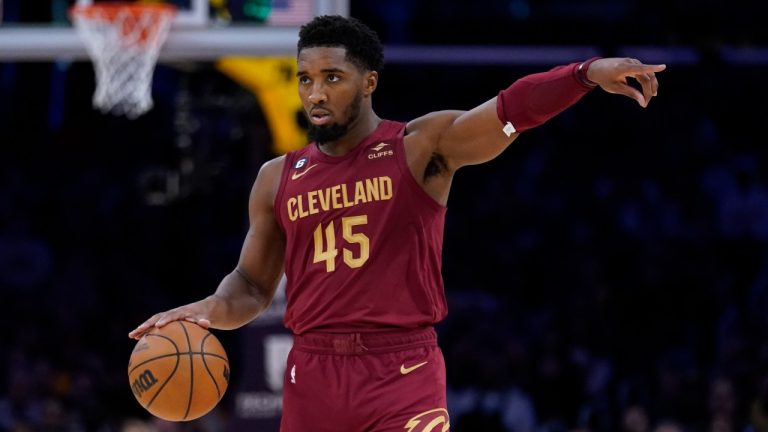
363, 71, 378, 96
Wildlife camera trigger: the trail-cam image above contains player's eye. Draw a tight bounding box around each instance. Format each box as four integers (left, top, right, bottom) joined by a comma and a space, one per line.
327, 74, 340, 83
298, 76, 310, 85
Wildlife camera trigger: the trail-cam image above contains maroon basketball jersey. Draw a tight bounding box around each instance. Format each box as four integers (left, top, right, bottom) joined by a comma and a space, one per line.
275, 120, 448, 334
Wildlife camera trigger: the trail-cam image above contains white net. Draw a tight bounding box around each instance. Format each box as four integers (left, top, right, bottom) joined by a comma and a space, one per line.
70, 4, 176, 119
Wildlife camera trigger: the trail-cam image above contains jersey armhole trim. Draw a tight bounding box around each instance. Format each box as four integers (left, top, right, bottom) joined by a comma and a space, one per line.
394, 123, 447, 212
273, 152, 295, 233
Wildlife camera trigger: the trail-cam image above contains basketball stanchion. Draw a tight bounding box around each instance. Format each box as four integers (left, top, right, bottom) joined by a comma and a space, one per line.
69, 2, 176, 119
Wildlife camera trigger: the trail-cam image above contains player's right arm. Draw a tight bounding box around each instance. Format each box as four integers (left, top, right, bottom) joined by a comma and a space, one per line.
128, 156, 287, 340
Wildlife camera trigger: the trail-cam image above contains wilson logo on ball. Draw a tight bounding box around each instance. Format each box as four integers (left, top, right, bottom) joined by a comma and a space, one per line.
131, 369, 159, 398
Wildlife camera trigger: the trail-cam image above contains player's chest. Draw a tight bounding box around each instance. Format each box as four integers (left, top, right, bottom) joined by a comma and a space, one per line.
281, 152, 403, 226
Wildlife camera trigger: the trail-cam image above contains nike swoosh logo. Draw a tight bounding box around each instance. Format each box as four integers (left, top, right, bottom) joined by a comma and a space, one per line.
400, 361, 428, 375
291, 164, 318, 180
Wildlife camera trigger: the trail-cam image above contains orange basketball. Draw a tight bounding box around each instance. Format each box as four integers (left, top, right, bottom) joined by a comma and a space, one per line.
128, 321, 230, 421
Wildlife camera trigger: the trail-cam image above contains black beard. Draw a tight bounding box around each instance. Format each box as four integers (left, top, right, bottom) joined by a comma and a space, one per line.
307, 92, 362, 145
308, 123, 350, 145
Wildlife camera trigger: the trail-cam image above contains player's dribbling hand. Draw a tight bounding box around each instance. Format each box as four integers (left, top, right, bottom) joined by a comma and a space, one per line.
586, 57, 666, 108
128, 303, 212, 340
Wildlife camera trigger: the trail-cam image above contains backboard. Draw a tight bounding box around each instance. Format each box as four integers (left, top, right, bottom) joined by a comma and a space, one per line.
72, 0, 327, 28
0, 0, 350, 61
73, 0, 210, 28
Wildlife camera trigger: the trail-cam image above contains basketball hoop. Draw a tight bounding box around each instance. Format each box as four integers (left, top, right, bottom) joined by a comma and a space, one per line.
70, 2, 177, 119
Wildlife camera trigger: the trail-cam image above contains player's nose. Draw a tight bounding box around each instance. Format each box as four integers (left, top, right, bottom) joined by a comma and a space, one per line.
308, 85, 328, 104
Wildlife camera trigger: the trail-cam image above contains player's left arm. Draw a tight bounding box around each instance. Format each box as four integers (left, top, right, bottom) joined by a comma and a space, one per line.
426, 57, 666, 170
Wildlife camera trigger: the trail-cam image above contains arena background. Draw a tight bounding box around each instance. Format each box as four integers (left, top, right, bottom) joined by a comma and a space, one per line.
2, 0, 768, 431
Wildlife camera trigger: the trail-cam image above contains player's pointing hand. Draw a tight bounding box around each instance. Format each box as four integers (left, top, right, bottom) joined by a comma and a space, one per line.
587, 57, 666, 108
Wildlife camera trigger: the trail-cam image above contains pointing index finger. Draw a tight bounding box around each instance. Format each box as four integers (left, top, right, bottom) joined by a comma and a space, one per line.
627, 63, 667, 74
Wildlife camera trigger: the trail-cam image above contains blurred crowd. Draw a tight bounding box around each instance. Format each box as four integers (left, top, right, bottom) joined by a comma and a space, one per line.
3, 2, 768, 432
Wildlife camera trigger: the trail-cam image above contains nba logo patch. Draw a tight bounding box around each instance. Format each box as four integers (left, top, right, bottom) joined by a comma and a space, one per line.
295, 158, 308, 169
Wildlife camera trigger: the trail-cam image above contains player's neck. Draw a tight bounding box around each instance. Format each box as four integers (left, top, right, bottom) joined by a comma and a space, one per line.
317, 112, 381, 157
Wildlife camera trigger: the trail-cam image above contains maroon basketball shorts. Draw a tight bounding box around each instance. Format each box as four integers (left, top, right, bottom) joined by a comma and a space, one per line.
280, 327, 450, 432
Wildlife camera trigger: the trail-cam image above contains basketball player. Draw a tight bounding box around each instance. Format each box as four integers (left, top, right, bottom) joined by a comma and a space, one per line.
129, 15, 664, 431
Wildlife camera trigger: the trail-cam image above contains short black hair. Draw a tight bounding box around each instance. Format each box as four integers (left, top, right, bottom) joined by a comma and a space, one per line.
298, 15, 384, 72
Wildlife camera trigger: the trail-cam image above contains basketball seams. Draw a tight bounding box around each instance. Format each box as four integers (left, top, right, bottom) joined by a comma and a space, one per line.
128, 321, 229, 421
128, 333, 178, 375
179, 321, 195, 420
128, 352, 228, 375
144, 333, 181, 411
200, 333, 223, 399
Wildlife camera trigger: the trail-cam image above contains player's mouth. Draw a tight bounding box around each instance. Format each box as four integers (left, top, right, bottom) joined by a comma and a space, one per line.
310, 108, 332, 126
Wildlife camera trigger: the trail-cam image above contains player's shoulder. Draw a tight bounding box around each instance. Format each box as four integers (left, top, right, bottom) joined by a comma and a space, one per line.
405, 110, 464, 147
258, 154, 287, 179
251, 155, 287, 194
407, 111, 463, 136
408, 110, 464, 127
263, 154, 287, 169
248, 155, 287, 209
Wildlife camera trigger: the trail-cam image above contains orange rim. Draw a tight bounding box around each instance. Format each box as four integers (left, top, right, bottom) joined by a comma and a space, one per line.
69, 2, 177, 20
69, 3, 177, 45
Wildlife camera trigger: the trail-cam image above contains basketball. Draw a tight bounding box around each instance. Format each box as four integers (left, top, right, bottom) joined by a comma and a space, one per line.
128, 321, 230, 422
